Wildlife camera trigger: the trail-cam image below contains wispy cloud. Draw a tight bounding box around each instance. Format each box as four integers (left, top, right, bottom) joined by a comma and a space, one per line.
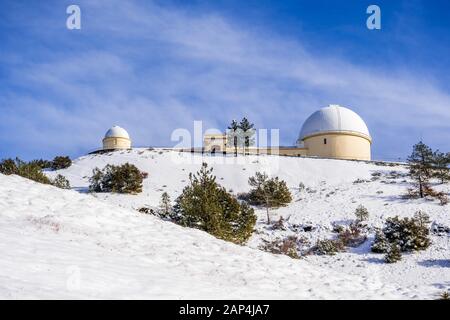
0, 0, 448, 160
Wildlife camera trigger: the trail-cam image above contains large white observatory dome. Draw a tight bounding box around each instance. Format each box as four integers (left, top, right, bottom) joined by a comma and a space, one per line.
298, 104, 371, 142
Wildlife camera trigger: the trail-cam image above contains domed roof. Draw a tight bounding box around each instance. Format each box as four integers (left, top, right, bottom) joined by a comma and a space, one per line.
298, 105, 371, 142
104, 126, 130, 139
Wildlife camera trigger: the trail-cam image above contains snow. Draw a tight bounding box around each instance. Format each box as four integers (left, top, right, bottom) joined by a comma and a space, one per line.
1, 148, 449, 299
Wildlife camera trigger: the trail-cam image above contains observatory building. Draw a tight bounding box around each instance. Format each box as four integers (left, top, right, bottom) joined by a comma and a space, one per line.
296, 105, 372, 160
102, 125, 132, 150
203, 104, 372, 161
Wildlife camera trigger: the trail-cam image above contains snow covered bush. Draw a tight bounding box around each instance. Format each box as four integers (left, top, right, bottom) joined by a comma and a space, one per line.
354, 205, 369, 222
89, 163, 144, 194
51, 156, 72, 170
246, 172, 292, 223
371, 230, 390, 253
137, 207, 154, 215
337, 222, 367, 247
311, 239, 345, 256
298, 182, 305, 192
384, 243, 402, 263
371, 211, 431, 253
172, 163, 256, 244
260, 236, 301, 259
52, 174, 71, 189
271, 216, 287, 231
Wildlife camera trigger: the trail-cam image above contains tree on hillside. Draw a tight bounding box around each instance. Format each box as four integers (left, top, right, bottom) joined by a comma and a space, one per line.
227, 119, 240, 157
431, 150, 450, 184
239, 117, 255, 155
158, 192, 172, 218
173, 163, 256, 244
247, 172, 292, 224
407, 141, 434, 198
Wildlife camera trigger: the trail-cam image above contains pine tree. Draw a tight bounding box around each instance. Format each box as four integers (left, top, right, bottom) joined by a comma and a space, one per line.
371, 229, 390, 253
431, 150, 450, 184
248, 172, 292, 224
227, 120, 240, 157
354, 204, 369, 222
239, 117, 255, 155
407, 141, 434, 198
174, 163, 256, 244
158, 192, 172, 218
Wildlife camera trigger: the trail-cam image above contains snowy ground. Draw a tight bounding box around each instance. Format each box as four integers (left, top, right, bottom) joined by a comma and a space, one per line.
1, 148, 448, 299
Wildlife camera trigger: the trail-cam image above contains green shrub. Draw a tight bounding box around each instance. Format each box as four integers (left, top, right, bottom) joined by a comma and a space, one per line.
29, 159, 52, 170
51, 156, 72, 170
312, 239, 345, 255
371, 211, 431, 253
89, 163, 144, 194
172, 163, 256, 244
0, 158, 18, 175
52, 174, 71, 189
0, 158, 51, 184
247, 172, 292, 223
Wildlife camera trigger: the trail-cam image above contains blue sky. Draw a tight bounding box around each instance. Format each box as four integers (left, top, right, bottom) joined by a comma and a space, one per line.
0, 0, 449, 161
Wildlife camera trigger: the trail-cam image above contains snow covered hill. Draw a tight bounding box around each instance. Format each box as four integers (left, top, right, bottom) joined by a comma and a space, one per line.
1, 148, 448, 299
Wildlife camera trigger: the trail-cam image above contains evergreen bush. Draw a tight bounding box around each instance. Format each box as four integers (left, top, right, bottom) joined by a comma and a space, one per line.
0, 158, 51, 184
89, 163, 144, 194
384, 243, 402, 263
172, 163, 256, 244
52, 174, 71, 189
371, 211, 431, 253
312, 239, 345, 255
51, 156, 72, 170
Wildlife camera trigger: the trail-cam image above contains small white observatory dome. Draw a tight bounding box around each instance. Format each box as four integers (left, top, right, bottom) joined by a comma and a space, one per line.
298, 104, 371, 142
104, 126, 130, 140
102, 125, 131, 150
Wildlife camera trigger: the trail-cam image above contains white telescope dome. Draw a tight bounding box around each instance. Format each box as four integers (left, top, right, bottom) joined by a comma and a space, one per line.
298, 105, 371, 142
104, 126, 130, 139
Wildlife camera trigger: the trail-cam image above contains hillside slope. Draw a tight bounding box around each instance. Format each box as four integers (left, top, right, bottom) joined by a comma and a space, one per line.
0, 173, 418, 299
2, 148, 447, 299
